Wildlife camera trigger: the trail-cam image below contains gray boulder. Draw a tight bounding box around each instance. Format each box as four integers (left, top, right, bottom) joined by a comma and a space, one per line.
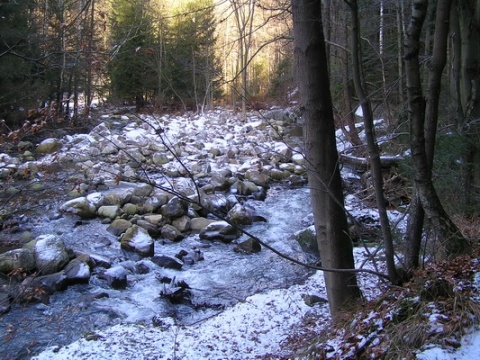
34, 235, 71, 274
199, 221, 239, 243
245, 169, 270, 187
226, 203, 253, 226
98, 205, 122, 220
64, 258, 91, 284
60, 197, 97, 219
234, 238, 261, 254
190, 217, 216, 233
103, 187, 134, 206
0, 248, 35, 274
20, 271, 68, 303
120, 225, 154, 257
36, 138, 62, 154
107, 219, 132, 236
294, 226, 319, 256
164, 196, 188, 218
161, 224, 184, 242
151, 255, 182, 270
172, 215, 191, 232
102, 266, 128, 289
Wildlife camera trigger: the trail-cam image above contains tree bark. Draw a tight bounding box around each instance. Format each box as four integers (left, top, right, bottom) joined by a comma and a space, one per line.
406, 0, 454, 269
347, 0, 401, 285
292, 0, 361, 317
405, 0, 469, 260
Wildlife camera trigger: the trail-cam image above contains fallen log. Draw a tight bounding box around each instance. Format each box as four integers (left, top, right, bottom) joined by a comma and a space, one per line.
339, 153, 403, 170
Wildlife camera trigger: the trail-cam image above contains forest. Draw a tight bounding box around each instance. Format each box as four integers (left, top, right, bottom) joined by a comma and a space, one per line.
1, 0, 480, 358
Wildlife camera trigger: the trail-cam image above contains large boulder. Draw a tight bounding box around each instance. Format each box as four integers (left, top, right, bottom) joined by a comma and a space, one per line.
102, 265, 128, 289
97, 205, 122, 220
120, 225, 154, 257
60, 197, 97, 219
107, 219, 132, 236
0, 248, 35, 274
199, 221, 240, 243
34, 235, 71, 274
164, 196, 188, 218
172, 215, 191, 232
19, 272, 69, 303
64, 258, 91, 284
234, 238, 262, 254
226, 203, 253, 226
161, 224, 184, 242
151, 255, 183, 270
36, 138, 62, 154
103, 187, 134, 206
190, 217, 217, 233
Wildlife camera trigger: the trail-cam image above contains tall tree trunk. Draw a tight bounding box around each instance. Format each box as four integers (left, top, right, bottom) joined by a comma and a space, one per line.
405, 0, 469, 260
405, 0, 453, 269
347, 0, 401, 285
292, 0, 361, 317
455, 0, 480, 213
341, 20, 362, 148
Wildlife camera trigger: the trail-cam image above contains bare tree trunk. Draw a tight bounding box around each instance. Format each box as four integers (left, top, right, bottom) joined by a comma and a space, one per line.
347, 0, 401, 285
405, 0, 469, 260
397, 0, 406, 105
405, 0, 453, 269
341, 19, 362, 148
292, 0, 361, 317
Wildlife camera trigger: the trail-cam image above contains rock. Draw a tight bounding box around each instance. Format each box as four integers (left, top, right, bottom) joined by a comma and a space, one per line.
151, 255, 183, 270
234, 238, 261, 254
199, 193, 229, 214
107, 219, 132, 236
17, 141, 33, 152
64, 258, 91, 284
199, 221, 240, 243
34, 235, 71, 274
236, 180, 259, 196
120, 225, 154, 257
60, 197, 97, 219
103, 187, 134, 206
133, 183, 153, 197
209, 173, 231, 191
135, 259, 155, 274
97, 205, 122, 219
143, 194, 169, 213
161, 224, 184, 242
294, 226, 318, 256
292, 153, 305, 165
245, 169, 270, 187
226, 203, 253, 226
102, 266, 128, 289
143, 214, 165, 226
36, 138, 62, 154
172, 215, 191, 232
136, 219, 161, 237
164, 196, 188, 218
88, 253, 112, 269
0, 248, 35, 274
190, 217, 217, 233
152, 153, 170, 165
20, 272, 69, 304
122, 203, 138, 216
270, 168, 289, 181
302, 294, 328, 307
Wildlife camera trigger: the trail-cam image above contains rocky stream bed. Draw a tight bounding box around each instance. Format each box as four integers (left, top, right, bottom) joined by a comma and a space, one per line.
0, 107, 393, 359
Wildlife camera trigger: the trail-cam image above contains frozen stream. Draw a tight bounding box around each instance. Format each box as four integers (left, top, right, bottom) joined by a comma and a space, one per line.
0, 186, 314, 359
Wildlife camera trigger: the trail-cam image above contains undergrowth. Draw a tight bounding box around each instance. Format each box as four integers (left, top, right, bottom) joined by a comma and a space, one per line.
280, 245, 480, 359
